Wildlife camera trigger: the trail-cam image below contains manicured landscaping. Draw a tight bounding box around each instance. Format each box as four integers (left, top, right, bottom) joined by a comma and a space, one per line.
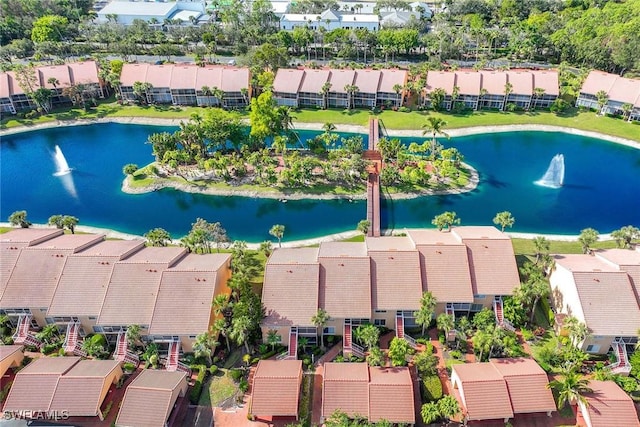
200, 369, 239, 407
511, 238, 619, 258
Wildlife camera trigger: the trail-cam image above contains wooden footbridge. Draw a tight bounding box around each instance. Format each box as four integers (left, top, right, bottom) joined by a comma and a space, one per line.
364, 118, 384, 237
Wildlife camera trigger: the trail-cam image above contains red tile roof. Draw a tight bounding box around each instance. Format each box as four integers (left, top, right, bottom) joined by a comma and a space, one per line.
195, 66, 222, 90
149, 253, 230, 335
354, 70, 382, 94
144, 65, 173, 88
452, 363, 514, 421
368, 367, 415, 424
221, 68, 250, 92
273, 69, 305, 94
582, 380, 640, 427
300, 69, 331, 93
425, 71, 456, 95
420, 244, 474, 303
39, 65, 72, 89
454, 71, 482, 96
367, 237, 422, 310
506, 71, 534, 96
553, 254, 640, 335
116, 370, 187, 427
453, 227, 519, 296
531, 70, 560, 96
480, 70, 508, 95
322, 363, 369, 419
250, 360, 303, 417
263, 248, 320, 326
169, 65, 198, 89
67, 61, 100, 85
328, 69, 356, 93
119, 63, 150, 87
580, 71, 618, 96
490, 358, 556, 414
378, 69, 408, 93
319, 256, 371, 318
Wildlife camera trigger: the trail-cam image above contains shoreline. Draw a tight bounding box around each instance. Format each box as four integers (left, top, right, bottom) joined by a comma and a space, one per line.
120, 163, 480, 200
0, 222, 612, 247
1, 116, 639, 149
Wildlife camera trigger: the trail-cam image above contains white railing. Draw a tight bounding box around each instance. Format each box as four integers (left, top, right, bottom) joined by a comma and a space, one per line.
177, 362, 192, 377
502, 319, 516, 332
404, 334, 418, 349
352, 343, 365, 358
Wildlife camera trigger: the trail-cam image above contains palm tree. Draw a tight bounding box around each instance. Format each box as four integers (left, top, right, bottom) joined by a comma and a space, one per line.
533, 236, 550, 264
578, 228, 599, 254
492, 211, 515, 232
229, 315, 252, 354
547, 369, 592, 411
8, 210, 31, 228
212, 294, 230, 318
212, 87, 225, 107
564, 316, 589, 349
194, 331, 219, 365
200, 85, 212, 105
319, 81, 331, 109
47, 77, 59, 89
125, 324, 142, 349
595, 90, 608, 115
36, 324, 61, 345
267, 329, 281, 351
269, 224, 285, 248
421, 117, 449, 151
503, 82, 513, 110
438, 395, 461, 423
344, 84, 358, 110
621, 103, 633, 121
212, 318, 231, 353
311, 308, 330, 351
421, 402, 440, 425
144, 227, 172, 247
414, 291, 437, 336
436, 313, 455, 341
533, 87, 545, 109
61, 215, 78, 234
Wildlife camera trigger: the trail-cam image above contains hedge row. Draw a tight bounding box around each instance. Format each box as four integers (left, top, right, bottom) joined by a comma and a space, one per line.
189, 365, 207, 404
421, 374, 443, 402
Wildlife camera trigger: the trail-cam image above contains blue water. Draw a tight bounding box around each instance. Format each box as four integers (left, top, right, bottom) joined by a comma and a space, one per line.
1, 123, 639, 242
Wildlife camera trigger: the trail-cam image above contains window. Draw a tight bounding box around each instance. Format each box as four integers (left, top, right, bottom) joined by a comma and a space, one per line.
374, 310, 387, 313
323, 327, 335, 335
88, 316, 97, 320
586, 345, 600, 353
374, 319, 386, 326
474, 294, 486, 299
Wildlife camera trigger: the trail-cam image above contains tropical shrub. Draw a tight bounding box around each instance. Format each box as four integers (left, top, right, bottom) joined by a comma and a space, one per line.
421, 375, 443, 402
189, 365, 207, 404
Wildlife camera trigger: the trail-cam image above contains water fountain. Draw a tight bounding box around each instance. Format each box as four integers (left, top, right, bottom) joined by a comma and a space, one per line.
52, 145, 77, 198
535, 154, 565, 188
53, 145, 72, 176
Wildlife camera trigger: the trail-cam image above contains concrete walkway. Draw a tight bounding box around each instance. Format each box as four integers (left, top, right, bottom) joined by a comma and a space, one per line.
310, 342, 343, 426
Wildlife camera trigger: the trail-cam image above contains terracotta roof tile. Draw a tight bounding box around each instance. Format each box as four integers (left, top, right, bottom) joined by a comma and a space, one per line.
0, 228, 64, 245
580, 71, 618, 96
195, 66, 222, 90
454, 227, 519, 296
67, 61, 100, 85
490, 358, 556, 414
454, 71, 482, 96
368, 367, 415, 424
583, 380, 640, 427
419, 244, 474, 303
149, 253, 230, 335
0, 345, 23, 363
49, 360, 122, 417
322, 363, 369, 419
274, 69, 305, 94
39, 65, 72, 89
453, 363, 514, 421
221, 68, 250, 92
144, 65, 173, 87
480, 70, 508, 95
0, 72, 10, 98
48, 241, 145, 316
300, 69, 331, 93
378, 69, 407, 93
506, 71, 533, 96
250, 360, 302, 417
425, 71, 455, 95
368, 245, 422, 310
328, 70, 356, 93
531, 70, 559, 96
263, 250, 319, 326
319, 257, 371, 318
116, 370, 187, 427
169, 65, 198, 90
319, 242, 367, 258
98, 262, 164, 326
354, 70, 382, 94
120, 63, 149, 87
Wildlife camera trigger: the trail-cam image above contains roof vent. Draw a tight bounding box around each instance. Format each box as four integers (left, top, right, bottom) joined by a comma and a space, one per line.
436, 250, 442, 254
339, 263, 344, 266
388, 256, 394, 260
593, 278, 600, 282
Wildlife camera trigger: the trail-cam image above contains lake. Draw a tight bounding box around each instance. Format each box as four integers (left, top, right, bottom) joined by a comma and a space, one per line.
1, 123, 639, 242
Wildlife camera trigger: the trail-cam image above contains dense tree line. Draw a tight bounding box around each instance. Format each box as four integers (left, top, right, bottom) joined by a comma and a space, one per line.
1, 0, 638, 76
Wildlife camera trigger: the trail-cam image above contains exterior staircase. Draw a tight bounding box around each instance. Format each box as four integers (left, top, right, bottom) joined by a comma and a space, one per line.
114, 330, 140, 367
493, 297, 516, 332
343, 320, 353, 356
166, 340, 180, 371
64, 321, 80, 353
13, 314, 41, 349
608, 339, 631, 375
395, 311, 418, 349
276, 327, 298, 360
445, 304, 457, 341
395, 311, 405, 339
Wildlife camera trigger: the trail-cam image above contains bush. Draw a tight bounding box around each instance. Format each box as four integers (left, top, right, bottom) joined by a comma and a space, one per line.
189, 365, 207, 404
421, 375, 443, 402
630, 350, 640, 379
398, 106, 411, 113
123, 362, 136, 373
449, 350, 463, 360
229, 368, 244, 382
209, 365, 218, 375
41, 342, 62, 355
239, 378, 249, 393
0, 381, 12, 404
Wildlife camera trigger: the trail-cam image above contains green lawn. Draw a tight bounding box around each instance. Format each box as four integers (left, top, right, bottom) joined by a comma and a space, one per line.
293, 107, 640, 142
3, 100, 639, 143
200, 369, 238, 407
511, 238, 620, 258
